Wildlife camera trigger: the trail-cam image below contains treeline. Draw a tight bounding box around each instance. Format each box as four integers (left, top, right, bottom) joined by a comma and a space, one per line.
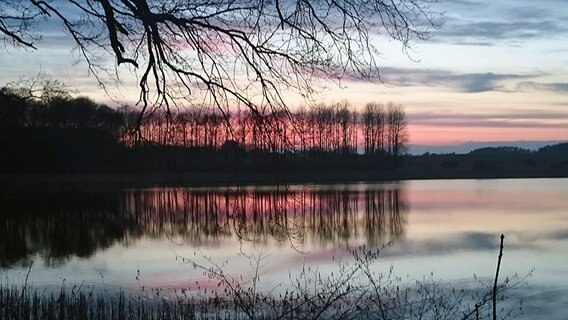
468, 144, 568, 156
1, 83, 411, 173
0, 87, 125, 134
0, 87, 131, 173
123, 101, 408, 158
1, 86, 408, 158
2, 84, 567, 179
402, 142, 568, 179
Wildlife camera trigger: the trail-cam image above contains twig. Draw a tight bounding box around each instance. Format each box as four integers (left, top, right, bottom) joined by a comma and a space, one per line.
14, 260, 33, 319
493, 234, 505, 320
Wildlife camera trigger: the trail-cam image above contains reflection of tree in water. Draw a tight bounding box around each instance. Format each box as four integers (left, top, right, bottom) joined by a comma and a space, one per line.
0, 192, 138, 267
0, 186, 406, 267
125, 187, 407, 246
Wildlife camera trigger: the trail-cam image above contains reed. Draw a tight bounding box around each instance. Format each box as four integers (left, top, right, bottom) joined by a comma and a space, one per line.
1, 236, 526, 320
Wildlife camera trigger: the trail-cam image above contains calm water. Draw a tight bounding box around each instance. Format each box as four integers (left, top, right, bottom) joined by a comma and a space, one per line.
1, 179, 567, 318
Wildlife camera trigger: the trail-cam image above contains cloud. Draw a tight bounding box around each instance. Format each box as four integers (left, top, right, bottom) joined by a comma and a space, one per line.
516, 81, 568, 94
378, 67, 531, 93
409, 110, 568, 122
406, 110, 568, 129
435, 20, 568, 44
431, 0, 568, 46
374, 67, 568, 95
411, 120, 567, 129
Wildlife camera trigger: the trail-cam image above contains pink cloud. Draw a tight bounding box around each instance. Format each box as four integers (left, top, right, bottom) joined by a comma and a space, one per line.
408, 123, 568, 145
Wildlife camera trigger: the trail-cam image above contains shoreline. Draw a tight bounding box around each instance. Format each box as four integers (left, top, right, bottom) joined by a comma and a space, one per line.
1, 170, 566, 191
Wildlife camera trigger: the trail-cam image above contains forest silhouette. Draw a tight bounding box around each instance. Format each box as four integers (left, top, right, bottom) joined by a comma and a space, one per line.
0, 86, 408, 174
1, 86, 567, 180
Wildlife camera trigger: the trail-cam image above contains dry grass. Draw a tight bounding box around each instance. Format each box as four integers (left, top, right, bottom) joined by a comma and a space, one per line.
1, 239, 527, 320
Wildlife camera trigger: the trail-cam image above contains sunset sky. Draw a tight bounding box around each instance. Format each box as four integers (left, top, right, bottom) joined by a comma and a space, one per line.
0, 0, 567, 146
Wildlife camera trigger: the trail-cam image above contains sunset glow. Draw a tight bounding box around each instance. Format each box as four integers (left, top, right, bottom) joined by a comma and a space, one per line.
0, 0, 566, 147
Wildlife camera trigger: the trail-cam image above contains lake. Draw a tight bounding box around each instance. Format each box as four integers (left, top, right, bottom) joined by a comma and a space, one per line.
1, 178, 567, 319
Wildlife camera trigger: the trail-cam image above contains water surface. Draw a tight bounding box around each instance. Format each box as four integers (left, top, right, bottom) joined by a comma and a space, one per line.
1, 179, 567, 318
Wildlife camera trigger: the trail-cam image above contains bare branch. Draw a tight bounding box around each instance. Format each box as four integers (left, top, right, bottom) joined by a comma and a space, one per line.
1, 0, 439, 121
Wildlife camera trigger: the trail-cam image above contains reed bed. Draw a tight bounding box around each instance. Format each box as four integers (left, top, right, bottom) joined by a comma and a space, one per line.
0, 286, 200, 320
1, 237, 525, 320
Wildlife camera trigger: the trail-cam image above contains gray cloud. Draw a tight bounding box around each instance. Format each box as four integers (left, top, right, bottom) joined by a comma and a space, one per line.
436, 20, 567, 43
516, 81, 568, 94
407, 111, 568, 129
431, 0, 568, 45
376, 67, 568, 95
408, 110, 568, 122
379, 67, 531, 93
410, 120, 567, 129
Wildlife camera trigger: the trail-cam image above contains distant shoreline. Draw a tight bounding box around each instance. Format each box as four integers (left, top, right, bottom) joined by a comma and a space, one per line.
2, 126, 566, 190
1, 170, 566, 191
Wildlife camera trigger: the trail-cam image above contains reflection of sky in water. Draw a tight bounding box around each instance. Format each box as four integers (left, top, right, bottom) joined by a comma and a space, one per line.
2, 178, 567, 319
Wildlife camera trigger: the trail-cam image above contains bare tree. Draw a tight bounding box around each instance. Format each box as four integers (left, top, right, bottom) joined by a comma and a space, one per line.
333, 100, 357, 155
3, 72, 72, 103
1, 0, 437, 124
386, 102, 408, 159
363, 102, 386, 156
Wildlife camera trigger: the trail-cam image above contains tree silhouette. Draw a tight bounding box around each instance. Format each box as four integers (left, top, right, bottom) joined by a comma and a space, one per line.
386, 102, 407, 160
1, 0, 437, 122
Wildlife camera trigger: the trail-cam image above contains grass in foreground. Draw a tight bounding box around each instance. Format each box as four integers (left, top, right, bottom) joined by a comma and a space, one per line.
1, 237, 527, 320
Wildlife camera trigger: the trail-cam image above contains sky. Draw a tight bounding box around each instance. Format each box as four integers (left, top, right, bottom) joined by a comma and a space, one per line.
0, 0, 567, 147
